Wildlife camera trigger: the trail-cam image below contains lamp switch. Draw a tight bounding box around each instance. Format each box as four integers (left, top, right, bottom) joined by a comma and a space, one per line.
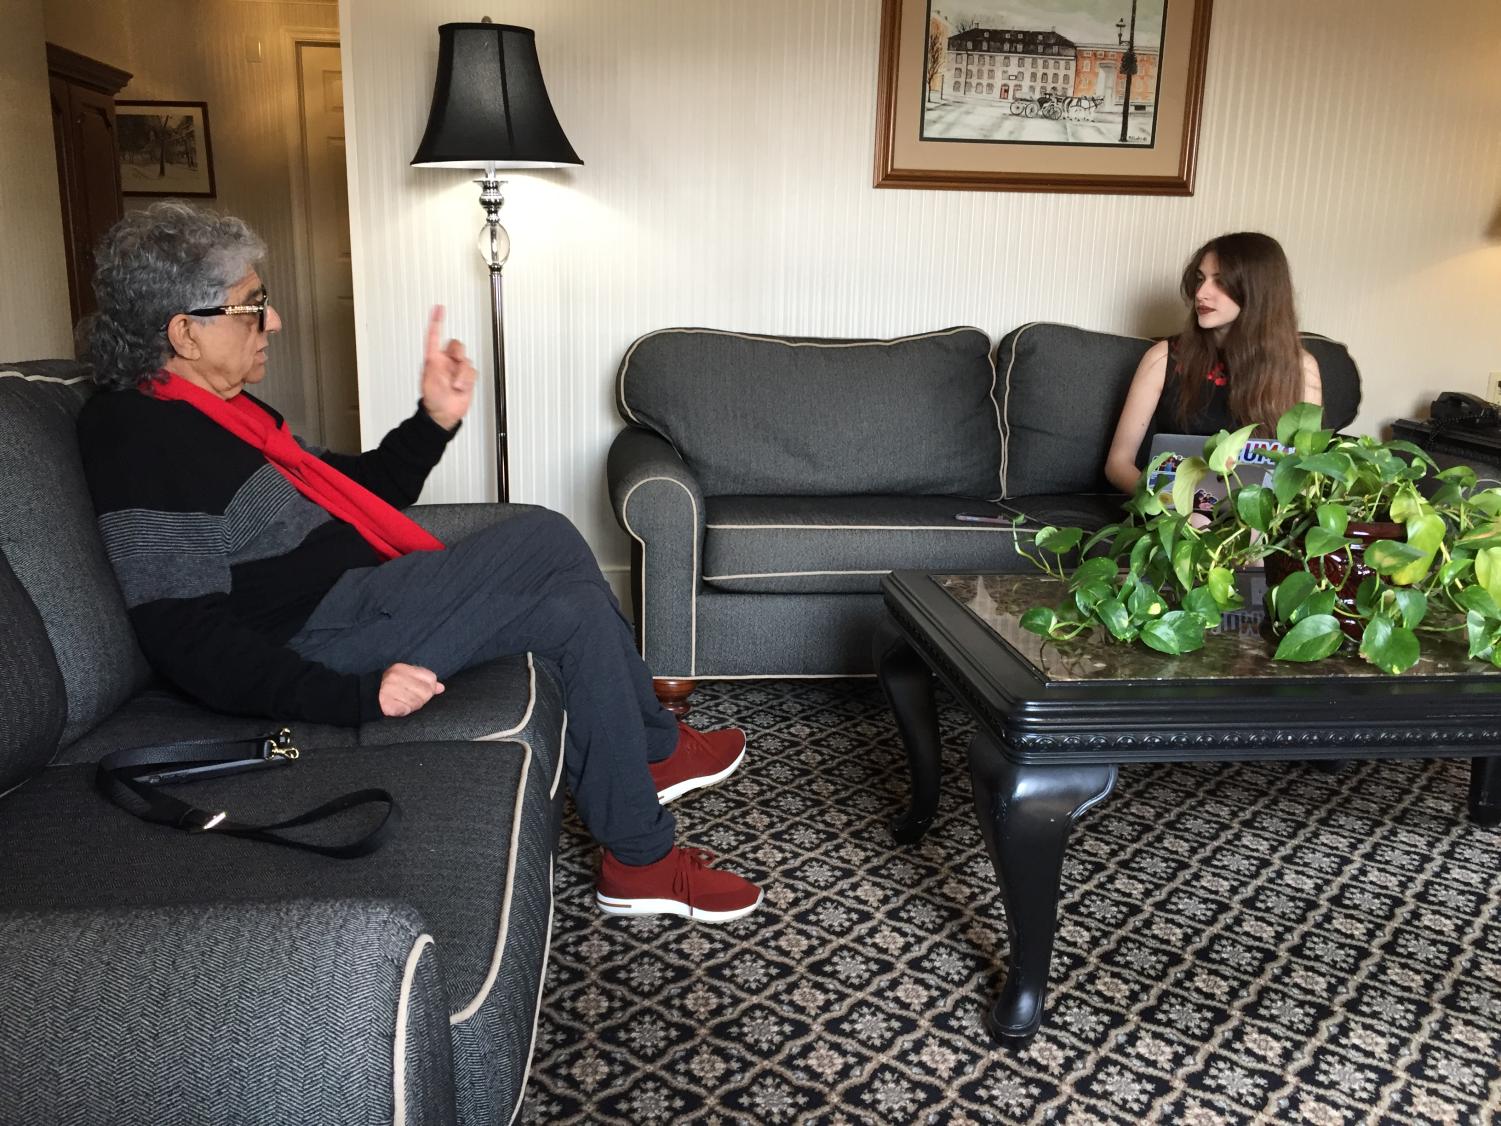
1489, 373, 1501, 405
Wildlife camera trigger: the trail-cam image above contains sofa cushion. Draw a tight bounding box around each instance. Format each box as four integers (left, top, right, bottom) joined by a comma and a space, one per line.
0, 549, 66, 794
0, 365, 152, 746
617, 327, 1002, 498
995, 323, 1153, 499
1300, 333, 1362, 430
702, 495, 1039, 594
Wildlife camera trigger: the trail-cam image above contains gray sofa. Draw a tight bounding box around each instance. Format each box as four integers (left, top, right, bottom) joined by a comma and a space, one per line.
0, 362, 563, 1126
608, 322, 1361, 706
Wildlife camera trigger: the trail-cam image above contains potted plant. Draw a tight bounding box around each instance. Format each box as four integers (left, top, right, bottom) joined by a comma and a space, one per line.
1014, 404, 1501, 674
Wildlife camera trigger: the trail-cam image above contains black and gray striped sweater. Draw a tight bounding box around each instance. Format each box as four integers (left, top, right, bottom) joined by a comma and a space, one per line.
77, 387, 457, 725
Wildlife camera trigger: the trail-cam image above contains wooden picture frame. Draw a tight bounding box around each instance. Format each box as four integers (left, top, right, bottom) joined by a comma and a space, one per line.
117, 100, 217, 198
874, 0, 1213, 195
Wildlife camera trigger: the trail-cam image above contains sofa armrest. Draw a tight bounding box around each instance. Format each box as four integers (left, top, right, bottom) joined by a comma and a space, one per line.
0, 899, 455, 1126
408, 501, 543, 545
607, 427, 705, 677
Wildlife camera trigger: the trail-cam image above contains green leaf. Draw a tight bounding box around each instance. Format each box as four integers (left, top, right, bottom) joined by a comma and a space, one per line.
1172, 538, 1199, 591
1155, 515, 1184, 557
1475, 546, 1501, 606
1276, 402, 1325, 446
1386, 512, 1443, 586
1020, 607, 1058, 637
1170, 456, 1209, 518
1206, 566, 1243, 610
1126, 581, 1166, 622
1468, 490, 1501, 516
1271, 459, 1311, 505
1097, 597, 1133, 640
1273, 614, 1345, 661
1304, 527, 1355, 558
1293, 428, 1335, 456
1366, 540, 1426, 575
1181, 585, 1223, 628
1389, 490, 1424, 524
1128, 533, 1154, 578
1383, 439, 1439, 469
1139, 611, 1205, 655
1435, 463, 1479, 489
1391, 588, 1427, 629
1455, 585, 1501, 618
1234, 485, 1275, 533
1359, 616, 1420, 674
1269, 569, 1317, 624
1290, 589, 1338, 624
1315, 503, 1349, 537
1070, 555, 1119, 589
1208, 424, 1257, 475
1355, 576, 1382, 616
1467, 610, 1497, 661
1456, 520, 1501, 549
1438, 553, 1474, 586
1034, 525, 1083, 554
1298, 452, 1355, 484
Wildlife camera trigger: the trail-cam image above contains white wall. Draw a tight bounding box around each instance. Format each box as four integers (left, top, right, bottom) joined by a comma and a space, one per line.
342, 0, 1501, 576
46, 0, 339, 435
0, 0, 73, 360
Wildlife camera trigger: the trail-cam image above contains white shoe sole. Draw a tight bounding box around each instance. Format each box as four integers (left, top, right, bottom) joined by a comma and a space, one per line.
595, 888, 763, 923
654, 739, 746, 804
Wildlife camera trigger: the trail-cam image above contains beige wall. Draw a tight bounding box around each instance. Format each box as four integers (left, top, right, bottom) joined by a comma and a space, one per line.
45, 0, 338, 434
344, 0, 1501, 572
0, 0, 73, 361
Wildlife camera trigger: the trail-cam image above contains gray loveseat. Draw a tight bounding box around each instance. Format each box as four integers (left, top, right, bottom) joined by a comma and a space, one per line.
0, 363, 563, 1126
608, 322, 1361, 709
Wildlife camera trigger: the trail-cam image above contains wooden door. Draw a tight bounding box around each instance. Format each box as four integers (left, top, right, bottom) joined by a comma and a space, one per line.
46, 45, 130, 325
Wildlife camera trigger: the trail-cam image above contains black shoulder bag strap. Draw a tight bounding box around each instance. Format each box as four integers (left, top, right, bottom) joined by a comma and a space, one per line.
96, 728, 400, 859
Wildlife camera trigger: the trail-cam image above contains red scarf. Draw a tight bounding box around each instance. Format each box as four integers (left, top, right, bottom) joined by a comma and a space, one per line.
146, 371, 444, 561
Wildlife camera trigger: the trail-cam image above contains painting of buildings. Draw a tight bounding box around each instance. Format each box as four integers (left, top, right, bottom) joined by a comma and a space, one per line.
923, 0, 1166, 146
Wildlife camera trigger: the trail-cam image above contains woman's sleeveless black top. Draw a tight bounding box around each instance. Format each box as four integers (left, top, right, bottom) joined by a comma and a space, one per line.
1153, 336, 1237, 434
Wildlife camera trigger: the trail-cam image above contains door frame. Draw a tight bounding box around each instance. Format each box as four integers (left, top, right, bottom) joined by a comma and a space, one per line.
281, 27, 343, 447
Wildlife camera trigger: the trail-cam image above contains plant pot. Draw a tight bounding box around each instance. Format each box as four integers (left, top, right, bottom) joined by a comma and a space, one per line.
1264, 520, 1405, 642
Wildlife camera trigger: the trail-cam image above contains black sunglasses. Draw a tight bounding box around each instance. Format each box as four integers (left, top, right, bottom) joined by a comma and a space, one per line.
167, 290, 270, 332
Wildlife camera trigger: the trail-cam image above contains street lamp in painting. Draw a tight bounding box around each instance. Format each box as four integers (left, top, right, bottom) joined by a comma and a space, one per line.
1117, 0, 1139, 143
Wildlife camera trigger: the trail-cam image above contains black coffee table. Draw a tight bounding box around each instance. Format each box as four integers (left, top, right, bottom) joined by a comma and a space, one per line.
876, 570, 1501, 1048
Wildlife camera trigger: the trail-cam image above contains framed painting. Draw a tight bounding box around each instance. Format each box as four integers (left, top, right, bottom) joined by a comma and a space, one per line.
117, 100, 217, 198
874, 0, 1213, 194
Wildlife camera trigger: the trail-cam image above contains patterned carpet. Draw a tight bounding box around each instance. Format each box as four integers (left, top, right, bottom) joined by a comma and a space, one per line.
521, 679, 1501, 1125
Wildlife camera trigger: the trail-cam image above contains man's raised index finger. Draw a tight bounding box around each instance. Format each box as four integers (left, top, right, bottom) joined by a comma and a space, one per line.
426, 305, 445, 355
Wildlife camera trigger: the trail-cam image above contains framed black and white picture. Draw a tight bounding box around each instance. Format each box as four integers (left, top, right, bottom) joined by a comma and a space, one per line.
117, 100, 217, 198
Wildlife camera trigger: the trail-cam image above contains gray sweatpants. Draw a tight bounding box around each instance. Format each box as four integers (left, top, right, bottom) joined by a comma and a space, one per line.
288, 508, 678, 864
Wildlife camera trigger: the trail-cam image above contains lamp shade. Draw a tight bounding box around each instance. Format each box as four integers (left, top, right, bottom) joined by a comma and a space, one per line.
411, 22, 582, 169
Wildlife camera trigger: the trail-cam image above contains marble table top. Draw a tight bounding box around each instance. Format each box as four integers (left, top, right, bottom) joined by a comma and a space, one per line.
933, 573, 1499, 684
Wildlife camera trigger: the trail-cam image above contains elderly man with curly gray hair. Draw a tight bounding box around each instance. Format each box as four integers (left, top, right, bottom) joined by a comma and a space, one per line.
77, 200, 761, 921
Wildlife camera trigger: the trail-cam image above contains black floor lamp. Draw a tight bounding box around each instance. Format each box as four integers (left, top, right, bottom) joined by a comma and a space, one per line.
411, 19, 583, 502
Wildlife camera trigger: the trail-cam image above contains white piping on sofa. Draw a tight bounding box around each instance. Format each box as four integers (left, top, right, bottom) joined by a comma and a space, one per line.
451, 743, 533, 1025
393, 932, 436, 1126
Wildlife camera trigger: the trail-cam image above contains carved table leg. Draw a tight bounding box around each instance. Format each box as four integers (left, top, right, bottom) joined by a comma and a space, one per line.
1470, 756, 1500, 826
874, 621, 942, 845
968, 729, 1116, 1048
653, 678, 695, 718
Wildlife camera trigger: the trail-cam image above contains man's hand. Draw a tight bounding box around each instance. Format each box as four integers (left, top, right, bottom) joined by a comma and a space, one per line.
379, 662, 445, 717
419, 305, 476, 430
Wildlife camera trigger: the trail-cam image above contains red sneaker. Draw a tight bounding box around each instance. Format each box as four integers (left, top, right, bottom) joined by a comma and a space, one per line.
596, 846, 762, 922
648, 723, 747, 804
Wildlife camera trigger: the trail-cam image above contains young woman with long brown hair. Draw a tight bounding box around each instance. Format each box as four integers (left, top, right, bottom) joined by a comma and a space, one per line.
1104, 231, 1322, 493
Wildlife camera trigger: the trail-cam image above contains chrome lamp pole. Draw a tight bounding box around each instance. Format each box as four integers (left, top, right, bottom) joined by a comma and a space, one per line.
411, 19, 582, 502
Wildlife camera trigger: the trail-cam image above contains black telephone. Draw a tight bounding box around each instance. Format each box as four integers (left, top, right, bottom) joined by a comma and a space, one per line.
1431, 391, 1501, 432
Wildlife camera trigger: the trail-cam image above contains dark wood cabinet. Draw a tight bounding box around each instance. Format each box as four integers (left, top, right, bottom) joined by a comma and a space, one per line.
47, 44, 132, 325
